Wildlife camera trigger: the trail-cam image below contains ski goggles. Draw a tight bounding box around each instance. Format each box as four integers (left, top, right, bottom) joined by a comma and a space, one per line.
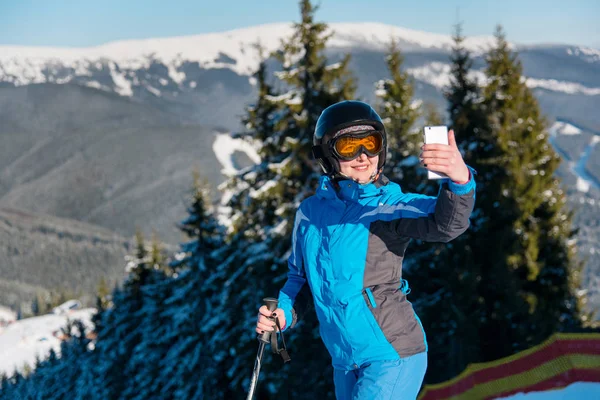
330, 131, 384, 161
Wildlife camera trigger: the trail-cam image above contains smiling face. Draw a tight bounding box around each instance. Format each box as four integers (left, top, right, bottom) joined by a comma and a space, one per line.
338, 153, 379, 184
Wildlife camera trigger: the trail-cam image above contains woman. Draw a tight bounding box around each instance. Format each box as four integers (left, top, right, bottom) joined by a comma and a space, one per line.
256, 100, 476, 399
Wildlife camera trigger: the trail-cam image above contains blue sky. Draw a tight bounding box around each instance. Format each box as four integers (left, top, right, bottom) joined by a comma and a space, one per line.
0, 0, 598, 48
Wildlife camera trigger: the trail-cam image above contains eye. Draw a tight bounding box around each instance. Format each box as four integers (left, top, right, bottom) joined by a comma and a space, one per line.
363, 137, 377, 151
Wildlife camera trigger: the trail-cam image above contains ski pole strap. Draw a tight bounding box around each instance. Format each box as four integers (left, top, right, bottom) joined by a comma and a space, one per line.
270, 317, 291, 363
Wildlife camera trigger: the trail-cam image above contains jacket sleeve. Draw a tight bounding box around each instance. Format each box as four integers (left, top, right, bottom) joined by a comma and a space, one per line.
278, 207, 309, 332
389, 166, 476, 242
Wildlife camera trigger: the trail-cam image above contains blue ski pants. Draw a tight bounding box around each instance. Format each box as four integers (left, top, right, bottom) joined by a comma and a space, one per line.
333, 352, 428, 400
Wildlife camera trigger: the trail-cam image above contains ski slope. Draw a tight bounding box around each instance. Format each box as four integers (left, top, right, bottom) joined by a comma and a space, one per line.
0, 308, 95, 376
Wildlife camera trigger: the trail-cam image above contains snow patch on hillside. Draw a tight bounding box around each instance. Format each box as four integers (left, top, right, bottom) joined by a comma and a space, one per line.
549, 121, 600, 193
212, 133, 261, 176
0, 308, 95, 377
406, 62, 600, 96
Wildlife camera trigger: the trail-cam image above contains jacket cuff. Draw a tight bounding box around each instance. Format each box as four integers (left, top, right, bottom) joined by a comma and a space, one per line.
447, 166, 476, 196
281, 306, 294, 332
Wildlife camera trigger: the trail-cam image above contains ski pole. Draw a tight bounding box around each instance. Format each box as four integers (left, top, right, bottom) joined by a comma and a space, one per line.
247, 297, 279, 400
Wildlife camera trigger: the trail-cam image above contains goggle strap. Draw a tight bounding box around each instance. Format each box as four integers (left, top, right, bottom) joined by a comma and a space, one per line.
334, 129, 380, 139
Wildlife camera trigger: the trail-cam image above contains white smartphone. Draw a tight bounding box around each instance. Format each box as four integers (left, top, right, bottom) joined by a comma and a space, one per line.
423, 126, 449, 179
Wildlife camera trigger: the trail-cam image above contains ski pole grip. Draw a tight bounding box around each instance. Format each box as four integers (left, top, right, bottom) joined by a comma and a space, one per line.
264, 297, 278, 312
258, 297, 279, 343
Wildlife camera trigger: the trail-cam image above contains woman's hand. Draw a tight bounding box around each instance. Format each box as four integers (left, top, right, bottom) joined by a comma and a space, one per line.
420, 129, 470, 183
256, 306, 286, 334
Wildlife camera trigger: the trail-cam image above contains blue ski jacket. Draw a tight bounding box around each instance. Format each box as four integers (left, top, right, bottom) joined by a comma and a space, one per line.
278, 170, 476, 371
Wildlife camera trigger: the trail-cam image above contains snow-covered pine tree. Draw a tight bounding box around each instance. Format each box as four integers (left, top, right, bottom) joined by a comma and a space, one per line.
121, 234, 173, 400
0, 373, 8, 395
411, 24, 587, 385
21, 356, 45, 398
92, 231, 155, 399
71, 289, 127, 400
52, 320, 92, 399
68, 292, 108, 400
74, 335, 100, 400
90, 295, 105, 339
208, 1, 356, 398
204, 52, 284, 400
478, 26, 583, 360
4, 359, 35, 399
444, 23, 498, 227
152, 173, 226, 399
35, 349, 60, 399
13, 320, 92, 400
0, 370, 22, 400
375, 38, 426, 192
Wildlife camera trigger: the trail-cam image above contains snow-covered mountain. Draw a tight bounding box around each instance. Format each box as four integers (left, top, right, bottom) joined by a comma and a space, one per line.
0, 22, 496, 83
1, 22, 598, 100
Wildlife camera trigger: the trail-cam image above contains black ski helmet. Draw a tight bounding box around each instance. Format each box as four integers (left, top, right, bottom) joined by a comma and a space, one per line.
312, 100, 387, 177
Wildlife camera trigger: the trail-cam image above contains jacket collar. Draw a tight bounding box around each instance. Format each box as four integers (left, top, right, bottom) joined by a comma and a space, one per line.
316, 175, 339, 200
316, 175, 389, 202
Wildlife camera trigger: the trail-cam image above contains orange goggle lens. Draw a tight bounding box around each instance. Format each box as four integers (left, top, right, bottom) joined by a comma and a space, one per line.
333, 132, 383, 160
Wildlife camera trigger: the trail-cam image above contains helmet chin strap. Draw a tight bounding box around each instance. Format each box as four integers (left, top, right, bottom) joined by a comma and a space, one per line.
333, 168, 380, 185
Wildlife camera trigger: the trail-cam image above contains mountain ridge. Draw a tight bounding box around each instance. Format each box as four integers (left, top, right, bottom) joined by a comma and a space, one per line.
1, 22, 597, 85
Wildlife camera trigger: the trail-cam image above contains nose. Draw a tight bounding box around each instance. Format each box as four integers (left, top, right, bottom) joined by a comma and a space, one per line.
356, 152, 368, 162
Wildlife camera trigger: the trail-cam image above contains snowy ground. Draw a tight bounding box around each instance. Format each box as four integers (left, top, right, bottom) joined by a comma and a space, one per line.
0, 308, 95, 377
495, 382, 600, 399
0, 307, 16, 326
